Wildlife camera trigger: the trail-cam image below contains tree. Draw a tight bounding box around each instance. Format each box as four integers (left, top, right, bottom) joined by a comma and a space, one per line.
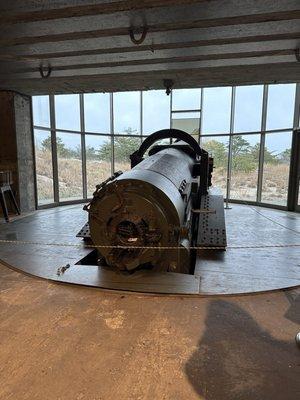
85, 145, 98, 160
250, 143, 278, 164
98, 140, 112, 162
279, 148, 291, 164
203, 140, 227, 169
98, 127, 141, 163
229, 136, 253, 172
40, 136, 52, 152
231, 136, 251, 158
41, 136, 68, 157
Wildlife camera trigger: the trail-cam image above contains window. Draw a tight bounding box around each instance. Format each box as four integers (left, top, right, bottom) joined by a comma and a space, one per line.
32, 83, 298, 209
201, 136, 229, 196
56, 132, 82, 201
143, 90, 170, 135
202, 87, 232, 134
234, 85, 263, 133
230, 134, 260, 201
261, 132, 292, 205
113, 92, 140, 134
85, 135, 111, 197
55, 94, 80, 131
32, 96, 50, 127
33, 129, 54, 204
84, 93, 110, 133
114, 136, 141, 173
266, 84, 296, 130
172, 89, 201, 111
172, 112, 200, 140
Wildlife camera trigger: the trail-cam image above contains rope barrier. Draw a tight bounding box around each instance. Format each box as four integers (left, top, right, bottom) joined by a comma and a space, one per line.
0, 238, 299, 251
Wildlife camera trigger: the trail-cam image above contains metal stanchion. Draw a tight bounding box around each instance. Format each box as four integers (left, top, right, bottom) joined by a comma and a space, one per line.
224, 177, 232, 210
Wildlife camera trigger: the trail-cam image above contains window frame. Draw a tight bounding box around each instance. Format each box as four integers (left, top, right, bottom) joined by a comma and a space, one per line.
31, 83, 300, 211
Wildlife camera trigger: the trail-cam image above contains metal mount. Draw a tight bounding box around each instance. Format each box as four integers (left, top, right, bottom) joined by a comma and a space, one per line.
39, 64, 52, 78
163, 79, 174, 95
129, 25, 148, 45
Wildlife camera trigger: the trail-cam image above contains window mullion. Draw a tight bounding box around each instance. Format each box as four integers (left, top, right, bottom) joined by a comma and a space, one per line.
49, 95, 59, 203
80, 94, 87, 199
257, 84, 268, 203
225, 86, 235, 206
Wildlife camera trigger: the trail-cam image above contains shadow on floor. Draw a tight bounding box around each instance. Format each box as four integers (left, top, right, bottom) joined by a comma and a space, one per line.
185, 300, 300, 400
284, 289, 300, 325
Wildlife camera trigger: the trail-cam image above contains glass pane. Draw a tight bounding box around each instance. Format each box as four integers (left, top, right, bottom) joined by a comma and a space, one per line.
114, 136, 141, 173
34, 129, 54, 204
230, 134, 260, 201
172, 112, 200, 140
143, 90, 170, 135
84, 93, 110, 133
85, 135, 112, 197
55, 94, 80, 131
142, 137, 171, 156
113, 91, 140, 134
201, 136, 229, 196
266, 84, 296, 130
56, 132, 83, 201
172, 89, 201, 111
32, 96, 50, 127
261, 131, 292, 205
234, 85, 263, 133
202, 87, 232, 134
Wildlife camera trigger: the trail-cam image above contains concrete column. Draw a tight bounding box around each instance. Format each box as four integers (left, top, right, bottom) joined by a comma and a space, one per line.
0, 91, 36, 213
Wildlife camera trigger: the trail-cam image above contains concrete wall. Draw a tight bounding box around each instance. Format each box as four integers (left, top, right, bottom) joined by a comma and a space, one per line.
0, 91, 36, 213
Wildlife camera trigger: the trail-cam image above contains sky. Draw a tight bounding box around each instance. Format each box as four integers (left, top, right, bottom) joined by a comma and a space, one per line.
32, 83, 297, 153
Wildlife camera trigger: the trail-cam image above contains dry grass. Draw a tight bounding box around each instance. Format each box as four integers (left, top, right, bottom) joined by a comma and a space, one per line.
36, 150, 130, 201
36, 150, 290, 205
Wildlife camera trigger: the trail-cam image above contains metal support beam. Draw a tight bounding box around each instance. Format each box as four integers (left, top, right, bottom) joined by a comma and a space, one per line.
80, 93, 87, 199
49, 94, 59, 203
257, 84, 268, 203
287, 83, 300, 210
225, 86, 235, 208
110, 93, 114, 174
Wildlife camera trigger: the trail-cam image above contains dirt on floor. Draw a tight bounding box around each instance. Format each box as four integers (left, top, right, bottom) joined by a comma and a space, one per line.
0, 263, 299, 400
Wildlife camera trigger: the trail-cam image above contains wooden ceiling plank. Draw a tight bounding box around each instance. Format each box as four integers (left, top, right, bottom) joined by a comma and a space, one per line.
0, 0, 206, 24
0, 52, 296, 80
1, 19, 298, 56
0, 1, 299, 46
1, 32, 299, 63
0, 39, 298, 68
0, 62, 299, 95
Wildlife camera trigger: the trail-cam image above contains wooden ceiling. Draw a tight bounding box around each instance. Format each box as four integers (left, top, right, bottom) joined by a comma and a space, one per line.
0, 0, 299, 95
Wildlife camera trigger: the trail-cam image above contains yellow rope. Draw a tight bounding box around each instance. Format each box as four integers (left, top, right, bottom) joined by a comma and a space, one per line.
0, 238, 299, 250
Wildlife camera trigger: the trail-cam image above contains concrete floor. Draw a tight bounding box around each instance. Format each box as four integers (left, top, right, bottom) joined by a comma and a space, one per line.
0, 203, 299, 294
0, 262, 299, 400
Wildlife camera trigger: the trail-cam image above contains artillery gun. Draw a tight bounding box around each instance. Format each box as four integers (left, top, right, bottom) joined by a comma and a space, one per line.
78, 129, 226, 274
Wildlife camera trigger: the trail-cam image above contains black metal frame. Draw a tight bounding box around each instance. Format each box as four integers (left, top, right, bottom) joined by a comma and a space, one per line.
32, 84, 300, 212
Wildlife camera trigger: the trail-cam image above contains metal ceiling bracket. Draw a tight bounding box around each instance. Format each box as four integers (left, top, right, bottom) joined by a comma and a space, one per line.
163, 79, 174, 96
295, 48, 300, 62
39, 64, 52, 78
129, 26, 148, 45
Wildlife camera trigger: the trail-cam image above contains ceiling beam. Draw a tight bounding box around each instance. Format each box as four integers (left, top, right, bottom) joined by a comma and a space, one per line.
0, 0, 205, 24
0, 62, 298, 95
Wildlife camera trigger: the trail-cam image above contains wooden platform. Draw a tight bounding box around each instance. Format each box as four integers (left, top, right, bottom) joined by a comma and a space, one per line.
0, 203, 299, 295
